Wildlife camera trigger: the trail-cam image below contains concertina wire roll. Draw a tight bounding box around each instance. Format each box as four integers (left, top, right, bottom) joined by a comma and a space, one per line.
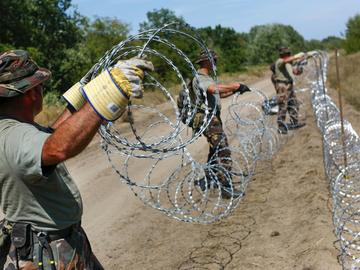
309, 52, 360, 270
78, 21, 360, 269
79, 23, 311, 224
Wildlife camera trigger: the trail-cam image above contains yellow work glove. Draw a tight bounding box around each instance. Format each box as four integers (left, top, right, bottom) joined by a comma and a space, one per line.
62, 82, 87, 111
82, 58, 154, 121
62, 69, 93, 111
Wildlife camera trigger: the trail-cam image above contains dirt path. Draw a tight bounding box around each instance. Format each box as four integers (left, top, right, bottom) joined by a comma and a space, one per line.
64, 76, 348, 270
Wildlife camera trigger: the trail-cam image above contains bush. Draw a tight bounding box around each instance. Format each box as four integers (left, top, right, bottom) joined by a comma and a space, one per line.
247, 23, 306, 64
344, 14, 360, 54
43, 91, 64, 107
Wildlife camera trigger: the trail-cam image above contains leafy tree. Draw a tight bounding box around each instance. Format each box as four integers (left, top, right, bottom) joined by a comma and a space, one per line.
344, 14, 360, 54
198, 25, 248, 73
321, 36, 344, 50
58, 17, 130, 92
0, 43, 15, 52
139, 9, 197, 86
139, 9, 248, 86
58, 44, 92, 91
247, 24, 305, 64
305, 39, 325, 51
301, 36, 343, 52
139, 8, 187, 31
0, 0, 85, 92
84, 17, 130, 64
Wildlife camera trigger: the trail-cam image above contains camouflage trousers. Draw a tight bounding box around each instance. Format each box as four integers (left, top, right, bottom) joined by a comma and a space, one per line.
5, 225, 103, 270
193, 113, 232, 185
275, 82, 299, 126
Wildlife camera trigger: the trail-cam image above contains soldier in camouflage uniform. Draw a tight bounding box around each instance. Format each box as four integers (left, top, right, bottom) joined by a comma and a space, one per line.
0, 50, 152, 269
273, 47, 308, 134
191, 50, 251, 199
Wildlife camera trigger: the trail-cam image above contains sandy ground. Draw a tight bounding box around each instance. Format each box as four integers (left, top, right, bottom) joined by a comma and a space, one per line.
63, 74, 360, 270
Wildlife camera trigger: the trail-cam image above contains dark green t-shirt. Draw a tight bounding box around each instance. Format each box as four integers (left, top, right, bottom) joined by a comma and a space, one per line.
0, 118, 82, 231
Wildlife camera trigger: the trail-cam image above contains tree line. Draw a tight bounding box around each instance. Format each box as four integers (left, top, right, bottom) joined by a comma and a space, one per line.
1, 0, 357, 96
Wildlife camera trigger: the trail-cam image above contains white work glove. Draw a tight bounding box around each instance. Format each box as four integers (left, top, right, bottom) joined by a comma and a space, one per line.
110, 58, 154, 98
82, 58, 154, 121
62, 82, 86, 111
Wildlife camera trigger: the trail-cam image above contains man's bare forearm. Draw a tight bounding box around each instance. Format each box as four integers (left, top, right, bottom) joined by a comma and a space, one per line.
42, 102, 102, 166
220, 91, 234, 98
208, 83, 240, 94
51, 107, 73, 129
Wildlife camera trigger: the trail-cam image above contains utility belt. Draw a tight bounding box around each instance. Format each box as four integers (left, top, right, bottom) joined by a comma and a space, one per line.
0, 220, 80, 270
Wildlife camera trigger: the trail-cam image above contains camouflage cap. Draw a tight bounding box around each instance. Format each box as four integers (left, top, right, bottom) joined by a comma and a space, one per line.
195, 49, 218, 64
278, 46, 291, 56
0, 50, 51, 97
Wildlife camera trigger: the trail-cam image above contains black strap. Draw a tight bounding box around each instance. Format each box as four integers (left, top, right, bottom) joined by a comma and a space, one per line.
37, 232, 56, 270
35, 224, 78, 270
33, 224, 75, 242
6, 221, 78, 269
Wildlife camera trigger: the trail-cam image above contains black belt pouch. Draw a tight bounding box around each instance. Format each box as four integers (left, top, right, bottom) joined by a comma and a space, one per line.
11, 223, 33, 260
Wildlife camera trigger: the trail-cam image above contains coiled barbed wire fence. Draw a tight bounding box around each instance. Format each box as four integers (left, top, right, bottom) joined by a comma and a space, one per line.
309, 51, 360, 269
83, 23, 308, 224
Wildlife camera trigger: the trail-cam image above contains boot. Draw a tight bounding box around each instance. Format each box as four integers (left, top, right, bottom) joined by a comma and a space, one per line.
277, 125, 288, 134
287, 122, 306, 130
194, 177, 209, 191
219, 181, 243, 199
220, 186, 243, 199
277, 121, 288, 134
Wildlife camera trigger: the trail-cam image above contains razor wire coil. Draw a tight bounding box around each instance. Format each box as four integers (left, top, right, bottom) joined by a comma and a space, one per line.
308, 51, 360, 270
85, 23, 308, 224
85, 24, 360, 267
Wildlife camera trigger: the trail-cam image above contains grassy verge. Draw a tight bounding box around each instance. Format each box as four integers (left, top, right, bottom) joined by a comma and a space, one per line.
219, 65, 268, 83
328, 51, 360, 110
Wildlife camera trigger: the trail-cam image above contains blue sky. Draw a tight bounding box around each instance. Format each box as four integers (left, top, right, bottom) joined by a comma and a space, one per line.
71, 0, 360, 40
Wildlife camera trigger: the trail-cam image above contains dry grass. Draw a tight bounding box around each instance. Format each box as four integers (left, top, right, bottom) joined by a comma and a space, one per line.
35, 104, 66, 126
220, 65, 268, 84
328, 51, 360, 110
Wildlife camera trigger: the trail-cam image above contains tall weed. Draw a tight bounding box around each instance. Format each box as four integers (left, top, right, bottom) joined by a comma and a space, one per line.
328, 51, 360, 110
